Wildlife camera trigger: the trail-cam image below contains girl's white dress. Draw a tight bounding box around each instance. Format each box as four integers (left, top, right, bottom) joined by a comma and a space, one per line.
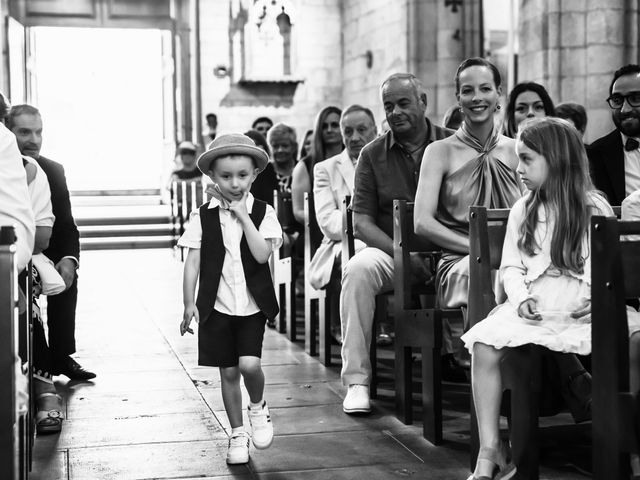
462, 194, 640, 356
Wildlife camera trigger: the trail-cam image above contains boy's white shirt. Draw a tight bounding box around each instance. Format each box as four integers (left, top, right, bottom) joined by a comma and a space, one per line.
178, 193, 283, 316
500, 193, 613, 308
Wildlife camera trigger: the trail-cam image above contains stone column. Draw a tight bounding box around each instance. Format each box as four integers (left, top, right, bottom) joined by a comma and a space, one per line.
408, 0, 482, 123
518, 0, 639, 141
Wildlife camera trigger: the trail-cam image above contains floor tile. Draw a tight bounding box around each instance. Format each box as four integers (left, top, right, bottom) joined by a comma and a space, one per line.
215, 403, 404, 436
65, 387, 207, 419
247, 430, 425, 472
58, 411, 226, 449
31, 437, 67, 480
68, 439, 252, 480
199, 381, 343, 411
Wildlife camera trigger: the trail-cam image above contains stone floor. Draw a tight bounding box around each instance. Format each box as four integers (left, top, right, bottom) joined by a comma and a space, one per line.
30, 249, 591, 480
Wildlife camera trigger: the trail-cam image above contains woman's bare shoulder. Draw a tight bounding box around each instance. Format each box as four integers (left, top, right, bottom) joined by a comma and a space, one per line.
423, 136, 459, 161
495, 135, 519, 167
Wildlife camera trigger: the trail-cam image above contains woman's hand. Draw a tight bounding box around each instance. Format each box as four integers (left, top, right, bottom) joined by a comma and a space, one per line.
518, 298, 541, 321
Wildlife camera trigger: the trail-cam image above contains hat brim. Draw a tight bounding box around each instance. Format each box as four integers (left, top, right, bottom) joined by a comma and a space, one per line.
197, 144, 269, 174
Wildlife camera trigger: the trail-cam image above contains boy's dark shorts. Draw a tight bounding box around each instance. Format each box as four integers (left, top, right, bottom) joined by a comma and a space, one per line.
198, 309, 267, 367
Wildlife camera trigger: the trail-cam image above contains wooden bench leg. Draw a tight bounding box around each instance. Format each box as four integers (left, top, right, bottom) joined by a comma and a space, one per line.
304, 292, 318, 357
285, 276, 295, 341
422, 345, 443, 445
395, 345, 413, 425
319, 294, 332, 366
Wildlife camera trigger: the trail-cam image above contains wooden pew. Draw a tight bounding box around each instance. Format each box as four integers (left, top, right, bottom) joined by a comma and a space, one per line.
0, 226, 31, 480
393, 199, 462, 445
468, 206, 580, 479
591, 215, 640, 479
272, 190, 295, 336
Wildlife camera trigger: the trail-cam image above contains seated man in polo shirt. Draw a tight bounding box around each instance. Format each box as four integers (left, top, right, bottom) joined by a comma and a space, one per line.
340, 73, 460, 414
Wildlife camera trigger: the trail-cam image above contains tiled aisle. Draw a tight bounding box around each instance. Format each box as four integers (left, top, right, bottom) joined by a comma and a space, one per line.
30, 249, 588, 480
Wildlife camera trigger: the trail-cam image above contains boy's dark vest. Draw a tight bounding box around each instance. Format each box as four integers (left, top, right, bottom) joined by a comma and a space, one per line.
195, 200, 279, 322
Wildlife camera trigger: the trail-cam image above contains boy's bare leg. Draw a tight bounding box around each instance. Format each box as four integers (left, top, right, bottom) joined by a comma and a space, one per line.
220, 366, 243, 428
239, 356, 265, 404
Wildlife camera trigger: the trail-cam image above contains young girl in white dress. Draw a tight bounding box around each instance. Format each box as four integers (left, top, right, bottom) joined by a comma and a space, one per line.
462, 117, 640, 480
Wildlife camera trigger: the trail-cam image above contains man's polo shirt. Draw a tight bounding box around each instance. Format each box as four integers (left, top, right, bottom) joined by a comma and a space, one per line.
351, 118, 453, 239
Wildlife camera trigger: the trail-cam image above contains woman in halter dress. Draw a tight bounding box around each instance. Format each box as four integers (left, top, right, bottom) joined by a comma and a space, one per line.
414, 57, 523, 313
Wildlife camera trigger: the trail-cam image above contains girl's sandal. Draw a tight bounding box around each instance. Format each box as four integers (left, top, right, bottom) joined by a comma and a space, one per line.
466, 444, 517, 480
36, 392, 64, 435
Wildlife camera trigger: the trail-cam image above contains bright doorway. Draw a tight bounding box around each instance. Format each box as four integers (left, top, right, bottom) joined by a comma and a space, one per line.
31, 27, 167, 192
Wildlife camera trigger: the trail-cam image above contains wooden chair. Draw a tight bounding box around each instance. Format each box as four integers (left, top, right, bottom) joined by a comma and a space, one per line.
171, 180, 205, 260
272, 190, 296, 336
0, 226, 32, 480
393, 199, 464, 445
468, 206, 579, 480
591, 215, 640, 480
303, 192, 336, 358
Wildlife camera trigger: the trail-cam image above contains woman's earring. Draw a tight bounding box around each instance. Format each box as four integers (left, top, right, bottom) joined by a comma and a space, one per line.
496, 104, 501, 111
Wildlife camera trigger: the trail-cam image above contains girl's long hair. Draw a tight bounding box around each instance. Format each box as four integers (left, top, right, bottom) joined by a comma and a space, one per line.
517, 117, 596, 273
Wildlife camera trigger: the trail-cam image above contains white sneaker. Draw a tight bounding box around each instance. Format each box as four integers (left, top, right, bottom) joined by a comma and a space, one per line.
342, 384, 371, 414
226, 431, 250, 464
247, 401, 274, 449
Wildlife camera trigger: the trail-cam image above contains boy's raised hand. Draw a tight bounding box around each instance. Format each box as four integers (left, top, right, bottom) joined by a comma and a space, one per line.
518, 297, 541, 321
228, 190, 250, 221
181, 305, 199, 336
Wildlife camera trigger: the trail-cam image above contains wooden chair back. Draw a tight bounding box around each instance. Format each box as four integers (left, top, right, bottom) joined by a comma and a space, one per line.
392, 200, 439, 309
591, 215, 640, 480
171, 180, 204, 231
303, 192, 328, 357
272, 189, 294, 335
467, 206, 510, 328
341, 195, 354, 269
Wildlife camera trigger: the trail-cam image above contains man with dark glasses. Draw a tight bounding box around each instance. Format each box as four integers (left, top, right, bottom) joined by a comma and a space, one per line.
588, 64, 640, 205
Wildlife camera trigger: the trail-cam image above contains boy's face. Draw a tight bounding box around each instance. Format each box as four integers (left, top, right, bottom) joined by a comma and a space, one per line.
208, 155, 258, 201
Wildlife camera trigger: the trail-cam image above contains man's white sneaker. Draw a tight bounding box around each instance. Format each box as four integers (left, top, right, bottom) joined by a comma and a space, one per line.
343, 384, 371, 414
226, 431, 250, 464
247, 401, 274, 449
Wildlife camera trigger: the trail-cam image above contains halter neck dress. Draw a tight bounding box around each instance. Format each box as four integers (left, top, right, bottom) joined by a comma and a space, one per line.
433, 124, 522, 308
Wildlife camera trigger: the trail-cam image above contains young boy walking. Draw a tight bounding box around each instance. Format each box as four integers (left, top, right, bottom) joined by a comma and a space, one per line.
179, 133, 282, 464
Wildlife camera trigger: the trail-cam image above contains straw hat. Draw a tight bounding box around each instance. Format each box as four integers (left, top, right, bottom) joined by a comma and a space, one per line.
197, 133, 269, 174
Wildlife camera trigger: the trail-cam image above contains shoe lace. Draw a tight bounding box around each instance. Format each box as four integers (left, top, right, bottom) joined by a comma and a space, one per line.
229, 433, 249, 447
249, 408, 270, 427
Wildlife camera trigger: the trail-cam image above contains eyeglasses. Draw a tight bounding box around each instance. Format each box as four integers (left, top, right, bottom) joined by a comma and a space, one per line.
606, 92, 640, 109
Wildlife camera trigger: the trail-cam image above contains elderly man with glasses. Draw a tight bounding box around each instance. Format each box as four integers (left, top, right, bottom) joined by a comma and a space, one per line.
588, 64, 640, 205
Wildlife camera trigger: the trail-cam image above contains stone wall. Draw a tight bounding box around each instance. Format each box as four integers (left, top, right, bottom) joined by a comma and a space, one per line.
341, 0, 476, 128
340, 0, 408, 127
518, 0, 639, 143
198, 0, 342, 145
